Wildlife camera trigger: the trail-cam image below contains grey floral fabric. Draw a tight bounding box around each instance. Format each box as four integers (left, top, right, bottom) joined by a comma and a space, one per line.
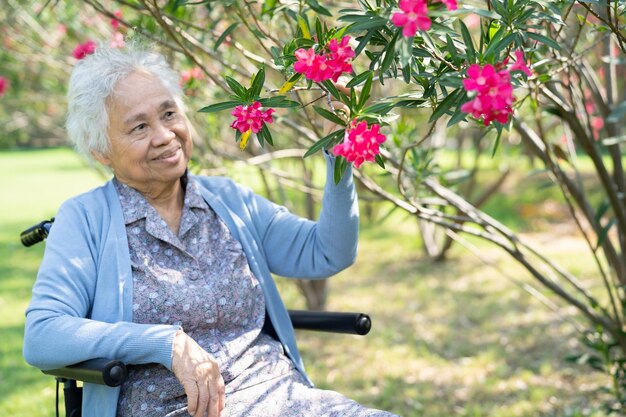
113, 177, 398, 417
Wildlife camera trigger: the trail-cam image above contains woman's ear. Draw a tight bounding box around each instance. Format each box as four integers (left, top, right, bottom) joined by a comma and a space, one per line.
92, 151, 112, 167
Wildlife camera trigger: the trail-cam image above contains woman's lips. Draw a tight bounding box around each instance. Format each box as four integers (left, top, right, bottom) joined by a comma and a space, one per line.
154, 147, 181, 162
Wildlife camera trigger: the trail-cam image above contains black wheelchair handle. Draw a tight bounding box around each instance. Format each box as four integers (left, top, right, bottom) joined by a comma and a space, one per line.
20, 218, 54, 247
43, 358, 127, 387
288, 310, 371, 335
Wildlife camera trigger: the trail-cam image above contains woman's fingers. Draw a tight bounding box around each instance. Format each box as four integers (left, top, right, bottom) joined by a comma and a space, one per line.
182, 378, 200, 416
172, 331, 224, 417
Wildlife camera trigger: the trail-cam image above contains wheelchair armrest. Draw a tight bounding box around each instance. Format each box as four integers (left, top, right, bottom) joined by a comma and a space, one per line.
42, 358, 127, 387
39, 310, 371, 386
289, 310, 371, 335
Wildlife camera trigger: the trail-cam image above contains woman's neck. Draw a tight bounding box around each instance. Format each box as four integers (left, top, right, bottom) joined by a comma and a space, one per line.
120, 177, 186, 235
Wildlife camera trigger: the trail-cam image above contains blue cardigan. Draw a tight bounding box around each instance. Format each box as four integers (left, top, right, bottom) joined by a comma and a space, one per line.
23, 154, 358, 417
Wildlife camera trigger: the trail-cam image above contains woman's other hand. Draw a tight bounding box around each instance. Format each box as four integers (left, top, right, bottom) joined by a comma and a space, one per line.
172, 330, 226, 417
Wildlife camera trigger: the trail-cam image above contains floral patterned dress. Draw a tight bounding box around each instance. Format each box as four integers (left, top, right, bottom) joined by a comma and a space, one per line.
113, 177, 398, 417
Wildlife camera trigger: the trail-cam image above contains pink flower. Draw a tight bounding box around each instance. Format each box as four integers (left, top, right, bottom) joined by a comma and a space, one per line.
293, 36, 354, 82
391, 0, 432, 37
109, 32, 125, 49
327, 36, 355, 82
440, 0, 458, 10
332, 120, 387, 168
461, 64, 515, 125
230, 101, 275, 134
72, 40, 96, 60
294, 48, 333, 82
592, 116, 604, 140
509, 50, 532, 76
0, 76, 9, 97
111, 9, 122, 30
181, 67, 204, 84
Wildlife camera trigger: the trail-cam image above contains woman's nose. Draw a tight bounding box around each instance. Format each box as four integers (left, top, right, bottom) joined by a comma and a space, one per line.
151, 122, 175, 146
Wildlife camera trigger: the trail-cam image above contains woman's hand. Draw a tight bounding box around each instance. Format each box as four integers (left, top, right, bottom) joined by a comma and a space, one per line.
172, 330, 226, 417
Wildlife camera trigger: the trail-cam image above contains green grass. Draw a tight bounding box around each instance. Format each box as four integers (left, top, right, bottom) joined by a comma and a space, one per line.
0, 147, 613, 417
0, 148, 103, 416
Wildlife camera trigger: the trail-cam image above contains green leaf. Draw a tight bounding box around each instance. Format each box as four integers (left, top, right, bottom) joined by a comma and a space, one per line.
346, 71, 373, 88
314, 106, 347, 126
357, 71, 374, 111
321, 80, 341, 100
447, 92, 468, 126
355, 29, 375, 56
305, 0, 332, 16
445, 34, 458, 62
249, 67, 265, 99
363, 102, 395, 115
596, 218, 617, 250
375, 154, 385, 169
304, 129, 344, 158
527, 32, 561, 51
258, 96, 300, 108
297, 14, 311, 39
380, 31, 399, 77
198, 100, 242, 113
214, 22, 239, 52
334, 156, 349, 184
491, 125, 504, 157
339, 14, 388, 32
483, 26, 507, 60
429, 89, 461, 123
459, 20, 476, 63
594, 200, 610, 225
315, 18, 324, 46
260, 122, 274, 146
398, 35, 413, 68
224, 76, 247, 99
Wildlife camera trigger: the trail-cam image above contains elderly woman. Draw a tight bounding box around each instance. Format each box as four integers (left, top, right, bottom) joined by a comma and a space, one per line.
23, 44, 398, 417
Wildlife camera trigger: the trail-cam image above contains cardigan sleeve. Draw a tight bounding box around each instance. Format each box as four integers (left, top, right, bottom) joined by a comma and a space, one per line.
23, 196, 180, 371
249, 153, 359, 279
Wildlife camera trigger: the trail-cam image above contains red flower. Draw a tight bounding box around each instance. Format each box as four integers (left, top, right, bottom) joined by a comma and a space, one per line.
293, 36, 354, 83
181, 67, 204, 85
0, 76, 9, 97
509, 49, 532, 76
332, 120, 387, 168
230, 101, 275, 134
72, 40, 97, 60
461, 64, 515, 126
391, 0, 432, 37
440, 0, 458, 10
294, 48, 334, 82
110, 9, 123, 30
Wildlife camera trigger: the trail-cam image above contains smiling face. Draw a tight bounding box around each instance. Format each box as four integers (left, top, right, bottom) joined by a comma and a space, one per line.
96, 70, 192, 195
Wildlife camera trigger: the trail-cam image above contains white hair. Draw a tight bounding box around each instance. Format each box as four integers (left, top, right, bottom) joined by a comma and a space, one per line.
66, 41, 185, 162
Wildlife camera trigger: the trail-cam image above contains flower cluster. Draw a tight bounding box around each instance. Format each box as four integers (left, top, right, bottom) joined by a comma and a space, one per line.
230, 101, 275, 134
0, 76, 9, 97
332, 120, 387, 168
293, 36, 355, 82
392, 0, 458, 37
460, 50, 532, 126
72, 40, 96, 60
460, 64, 514, 125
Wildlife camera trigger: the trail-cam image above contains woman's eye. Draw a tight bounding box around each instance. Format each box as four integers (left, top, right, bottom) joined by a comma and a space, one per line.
132, 123, 147, 133
164, 111, 175, 119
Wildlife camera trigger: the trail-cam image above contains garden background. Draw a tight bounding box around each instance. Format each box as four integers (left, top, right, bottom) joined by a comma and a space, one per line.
0, 1, 624, 416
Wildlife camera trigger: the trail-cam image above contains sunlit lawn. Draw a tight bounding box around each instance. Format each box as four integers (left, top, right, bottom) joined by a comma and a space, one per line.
0, 147, 612, 417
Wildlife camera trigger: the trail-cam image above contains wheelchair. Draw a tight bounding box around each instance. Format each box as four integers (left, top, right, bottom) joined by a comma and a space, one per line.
21, 219, 372, 417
